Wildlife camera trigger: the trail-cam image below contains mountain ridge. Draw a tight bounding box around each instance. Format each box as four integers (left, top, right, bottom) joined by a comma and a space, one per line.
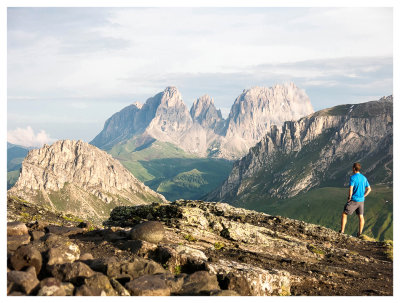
91, 83, 314, 159
207, 96, 393, 203
8, 139, 166, 223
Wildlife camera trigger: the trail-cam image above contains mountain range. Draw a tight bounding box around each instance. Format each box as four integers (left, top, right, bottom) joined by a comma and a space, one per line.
91, 83, 314, 160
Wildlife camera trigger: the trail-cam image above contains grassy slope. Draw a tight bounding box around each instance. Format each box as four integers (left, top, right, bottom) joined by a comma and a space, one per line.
109, 137, 233, 201
7, 170, 20, 190
242, 185, 392, 240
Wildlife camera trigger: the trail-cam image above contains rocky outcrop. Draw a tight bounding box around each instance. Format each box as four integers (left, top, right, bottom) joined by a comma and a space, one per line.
221, 83, 314, 156
208, 97, 393, 202
6, 198, 392, 296
190, 95, 223, 130
8, 140, 166, 223
91, 84, 314, 159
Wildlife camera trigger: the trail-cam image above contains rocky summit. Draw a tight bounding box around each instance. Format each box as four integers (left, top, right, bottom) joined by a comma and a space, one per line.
8, 140, 166, 224
7, 198, 393, 296
91, 83, 314, 159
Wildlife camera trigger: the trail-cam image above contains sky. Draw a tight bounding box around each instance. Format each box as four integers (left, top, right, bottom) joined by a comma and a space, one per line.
7, 6, 394, 147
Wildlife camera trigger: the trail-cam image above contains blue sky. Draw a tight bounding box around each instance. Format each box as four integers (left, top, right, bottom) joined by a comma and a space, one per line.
7, 7, 393, 146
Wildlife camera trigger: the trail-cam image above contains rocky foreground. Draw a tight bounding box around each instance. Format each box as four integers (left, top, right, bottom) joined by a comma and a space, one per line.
7, 197, 393, 296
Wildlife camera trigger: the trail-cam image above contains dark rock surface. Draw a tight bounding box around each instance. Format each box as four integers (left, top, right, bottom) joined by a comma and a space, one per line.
6, 198, 393, 296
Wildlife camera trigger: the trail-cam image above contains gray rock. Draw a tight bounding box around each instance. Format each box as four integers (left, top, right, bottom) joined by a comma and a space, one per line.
84, 273, 117, 296
7, 267, 39, 294
7, 234, 31, 252
10, 245, 42, 274
110, 278, 130, 296
37, 277, 66, 296
48, 262, 95, 283
46, 239, 80, 265
31, 230, 45, 241
74, 285, 95, 296
130, 221, 165, 243
179, 271, 220, 295
106, 258, 166, 280
7, 221, 29, 236
125, 274, 171, 296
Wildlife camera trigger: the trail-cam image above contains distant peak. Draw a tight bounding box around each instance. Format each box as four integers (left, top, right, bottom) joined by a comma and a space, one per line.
163, 86, 180, 96
132, 101, 143, 109
160, 86, 184, 107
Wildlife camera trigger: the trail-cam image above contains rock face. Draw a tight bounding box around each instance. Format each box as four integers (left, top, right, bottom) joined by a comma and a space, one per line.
207, 97, 393, 203
91, 84, 314, 159
8, 140, 166, 223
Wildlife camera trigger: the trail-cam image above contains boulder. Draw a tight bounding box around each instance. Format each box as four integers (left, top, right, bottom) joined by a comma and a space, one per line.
7, 235, 31, 252
179, 271, 220, 295
48, 262, 95, 284
10, 245, 42, 274
84, 273, 117, 296
7, 267, 39, 295
110, 278, 130, 296
31, 230, 46, 241
130, 221, 165, 243
37, 277, 66, 296
106, 258, 166, 280
125, 274, 171, 296
152, 244, 207, 273
74, 285, 95, 296
207, 259, 291, 296
7, 221, 29, 236
46, 239, 80, 265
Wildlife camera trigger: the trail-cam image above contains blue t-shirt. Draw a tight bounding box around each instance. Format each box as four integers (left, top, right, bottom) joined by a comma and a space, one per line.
349, 173, 370, 202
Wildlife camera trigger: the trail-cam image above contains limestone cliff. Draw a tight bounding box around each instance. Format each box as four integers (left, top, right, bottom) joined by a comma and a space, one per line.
91, 83, 314, 159
8, 140, 166, 223
208, 96, 393, 203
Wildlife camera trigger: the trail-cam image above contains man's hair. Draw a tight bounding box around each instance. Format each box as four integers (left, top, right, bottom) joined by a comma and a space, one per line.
353, 162, 361, 172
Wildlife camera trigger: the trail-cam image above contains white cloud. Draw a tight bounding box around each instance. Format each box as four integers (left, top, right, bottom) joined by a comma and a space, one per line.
7, 126, 55, 147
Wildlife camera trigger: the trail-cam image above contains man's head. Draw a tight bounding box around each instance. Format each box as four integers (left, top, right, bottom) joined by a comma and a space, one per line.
353, 162, 361, 172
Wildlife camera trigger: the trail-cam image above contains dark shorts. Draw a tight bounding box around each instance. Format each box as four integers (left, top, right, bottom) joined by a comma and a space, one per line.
343, 201, 364, 215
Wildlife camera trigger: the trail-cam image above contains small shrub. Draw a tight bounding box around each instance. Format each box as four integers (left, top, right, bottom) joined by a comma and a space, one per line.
174, 265, 182, 275
214, 242, 224, 250
307, 244, 325, 255
184, 234, 197, 242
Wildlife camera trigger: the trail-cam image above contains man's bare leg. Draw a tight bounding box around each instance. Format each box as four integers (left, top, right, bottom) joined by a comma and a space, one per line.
340, 212, 347, 233
358, 214, 365, 236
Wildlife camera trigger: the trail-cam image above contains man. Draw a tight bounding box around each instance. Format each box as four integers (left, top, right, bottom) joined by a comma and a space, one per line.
340, 162, 371, 236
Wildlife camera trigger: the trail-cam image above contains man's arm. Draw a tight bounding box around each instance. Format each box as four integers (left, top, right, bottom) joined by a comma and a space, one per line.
364, 186, 371, 198
348, 186, 353, 202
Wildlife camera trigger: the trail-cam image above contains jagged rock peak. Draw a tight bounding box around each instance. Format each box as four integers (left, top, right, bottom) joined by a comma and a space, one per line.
379, 95, 393, 102
190, 94, 222, 122
132, 101, 143, 109
160, 86, 184, 107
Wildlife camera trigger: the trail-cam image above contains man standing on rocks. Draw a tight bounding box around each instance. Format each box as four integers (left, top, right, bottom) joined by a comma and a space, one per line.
340, 162, 371, 237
